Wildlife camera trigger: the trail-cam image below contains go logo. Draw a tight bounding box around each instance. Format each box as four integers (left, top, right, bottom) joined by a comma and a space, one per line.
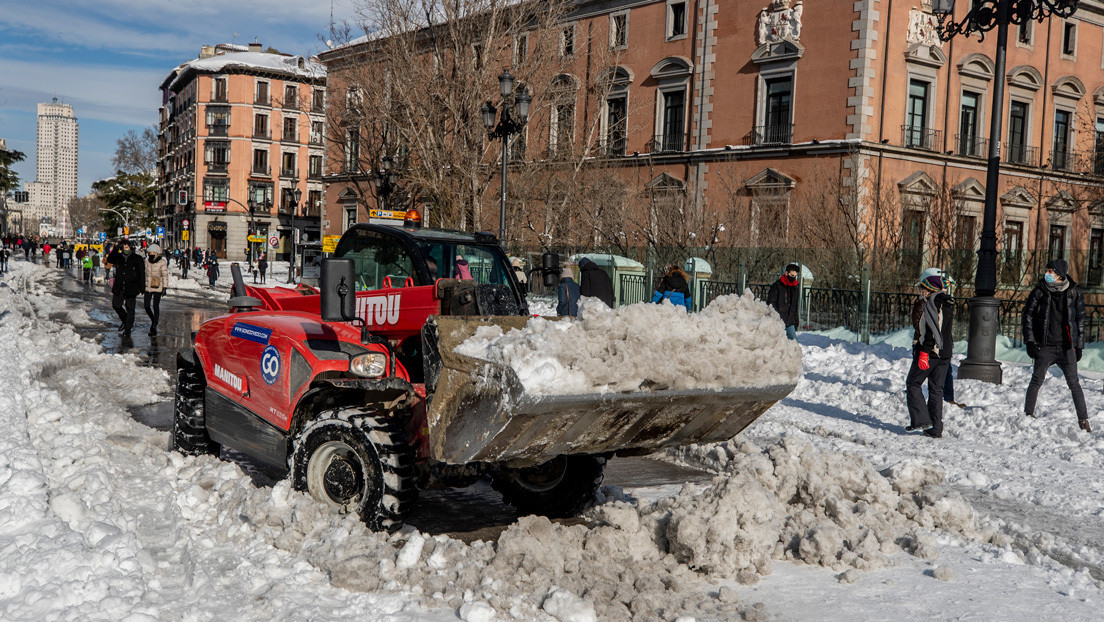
261, 345, 281, 385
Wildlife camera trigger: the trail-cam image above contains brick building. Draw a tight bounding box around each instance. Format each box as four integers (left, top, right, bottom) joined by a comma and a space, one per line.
157, 43, 327, 261
320, 0, 1104, 288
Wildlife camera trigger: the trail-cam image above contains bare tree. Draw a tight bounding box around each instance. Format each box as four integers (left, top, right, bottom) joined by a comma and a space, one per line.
112, 127, 158, 177
67, 195, 105, 235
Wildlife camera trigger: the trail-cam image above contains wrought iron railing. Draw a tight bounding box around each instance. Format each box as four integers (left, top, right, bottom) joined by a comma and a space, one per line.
750, 124, 794, 146
649, 133, 684, 153
1004, 142, 1037, 167
902, 125, 941, 151
955, 134, 987, 158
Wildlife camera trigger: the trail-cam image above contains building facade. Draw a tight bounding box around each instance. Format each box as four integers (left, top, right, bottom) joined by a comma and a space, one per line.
157, 43, 327, 262
25, 99, 78, 238
320, 0, 1104, 289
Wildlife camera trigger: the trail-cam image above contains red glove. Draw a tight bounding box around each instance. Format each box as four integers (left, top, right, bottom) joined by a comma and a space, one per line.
918, 351, 929, 371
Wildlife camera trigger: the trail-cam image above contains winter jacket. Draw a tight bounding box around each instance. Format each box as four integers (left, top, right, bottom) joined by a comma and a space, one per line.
578, 260, 615, 307
651, 274, 691, 310
766, 277, 800, 327
1022, 278, 1085, 350
207, 262, 220, 281
109, 250, 146, 298
911, 292, 955, 359
557, 277, 581, 317
145, 255, 168, 293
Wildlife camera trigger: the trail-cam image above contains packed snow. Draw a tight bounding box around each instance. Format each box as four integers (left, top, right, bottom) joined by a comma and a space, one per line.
455, 294, 803, 395
0, 257, 1102, 620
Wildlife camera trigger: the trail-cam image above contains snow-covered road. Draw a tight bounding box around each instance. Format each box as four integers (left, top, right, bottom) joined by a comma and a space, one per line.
0, 258, 1101, 621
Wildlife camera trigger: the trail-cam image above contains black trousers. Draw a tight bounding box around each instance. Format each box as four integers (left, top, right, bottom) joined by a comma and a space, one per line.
1025, 345, 1088, 420
112, 293, 137, 331
906, 348, 950, 436
144, 292, 163, 329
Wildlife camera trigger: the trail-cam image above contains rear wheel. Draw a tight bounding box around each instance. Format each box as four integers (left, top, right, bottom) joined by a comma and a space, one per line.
492, 454, 606, 518
290, 406, 415, 532
171, 360, 219, 457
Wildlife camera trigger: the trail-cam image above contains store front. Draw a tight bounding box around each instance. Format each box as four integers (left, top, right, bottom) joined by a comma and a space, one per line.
207, 220, 227, 258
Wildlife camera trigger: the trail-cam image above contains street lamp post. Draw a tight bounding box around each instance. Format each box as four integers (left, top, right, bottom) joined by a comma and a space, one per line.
931, 0, 1080, 385
287, 187, 303, 284
482, 70, 531, 246
369, 155, 399, 211
99, 206, 133, 237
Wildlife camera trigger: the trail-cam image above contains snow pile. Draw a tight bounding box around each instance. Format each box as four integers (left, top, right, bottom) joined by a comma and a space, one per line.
456, 294, 803, 394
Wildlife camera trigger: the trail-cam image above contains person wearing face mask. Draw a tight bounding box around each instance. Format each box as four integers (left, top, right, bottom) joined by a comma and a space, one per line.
106, 239, 146, 335
144, 244, 168, 336
1022, 259, 1091, 432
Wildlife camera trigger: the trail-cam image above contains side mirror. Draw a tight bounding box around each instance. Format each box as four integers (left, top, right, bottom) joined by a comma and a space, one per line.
320, 258, 356, 322
542, 252, 560, 288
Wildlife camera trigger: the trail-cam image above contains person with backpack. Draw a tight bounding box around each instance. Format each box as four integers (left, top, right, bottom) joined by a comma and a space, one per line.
651, 264, 692, 310
556, 265, 581, 317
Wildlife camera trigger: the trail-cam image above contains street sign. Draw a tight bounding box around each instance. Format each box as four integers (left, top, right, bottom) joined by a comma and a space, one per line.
322, 235, 340, 253
156, 226, 165, 238
99, 232, 106, 241
294, 228, 300, 244
182, 231, 190, 241
77, 228, 84, 235
122, 226, 128, 235
268, 235, 279, 248
246, 235, 267, 243
182, 219, 190, 228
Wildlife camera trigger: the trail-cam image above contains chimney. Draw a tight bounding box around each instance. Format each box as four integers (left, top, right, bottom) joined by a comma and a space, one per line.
249, 42, 263, 52
199, 45, 216, 59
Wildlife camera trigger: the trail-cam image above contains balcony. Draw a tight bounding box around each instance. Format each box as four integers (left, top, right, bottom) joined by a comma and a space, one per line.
312, 102, 325, 113
1049, 147, 1082, 172
649, 133, 685, 153
308, 169, 324, 180
955, 134, 987, 158
255, 95, 270, 106
309, 135, 324, 146
253, 129, 270, 140
1003, 142, 1037, 167
211, 92, 228, 103
598, 137, 626, 157
283, 99, 299, 111
251, 165, 270, 176
280, 167, 297, 178
749, 124, 794, 146
207, 124, 229, 137
901, 125, 941, 151
281, 132, 298, 144
206, 162, 229, 174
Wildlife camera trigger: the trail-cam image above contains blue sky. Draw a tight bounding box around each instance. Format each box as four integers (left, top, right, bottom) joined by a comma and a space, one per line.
0, 0, 360, 195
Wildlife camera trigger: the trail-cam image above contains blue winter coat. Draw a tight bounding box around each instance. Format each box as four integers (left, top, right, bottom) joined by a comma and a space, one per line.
651, 290, 691, 310
557, 278, 581, 316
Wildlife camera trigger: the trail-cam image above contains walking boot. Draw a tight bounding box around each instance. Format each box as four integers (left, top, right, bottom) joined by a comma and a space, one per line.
1079, 419, 1092, 433
1025, 412, 1036, 418
148, 326, 157, 336
905, 423, 933, 432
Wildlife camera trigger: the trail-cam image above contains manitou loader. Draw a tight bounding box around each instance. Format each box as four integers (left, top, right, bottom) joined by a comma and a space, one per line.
172, 211, 795, 531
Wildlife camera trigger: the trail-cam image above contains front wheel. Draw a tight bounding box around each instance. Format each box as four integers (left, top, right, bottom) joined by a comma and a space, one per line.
492, 455, 606, 518
171, 358, 219, 457
290, 407, 415, 532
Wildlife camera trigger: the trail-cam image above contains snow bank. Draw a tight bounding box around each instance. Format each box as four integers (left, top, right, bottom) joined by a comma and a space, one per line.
456, 294, 803, 395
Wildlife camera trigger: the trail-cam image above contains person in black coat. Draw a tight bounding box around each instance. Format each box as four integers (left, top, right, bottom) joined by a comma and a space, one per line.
556, 265, 581, 317
1022, 259, 1090, 432
905, 274, 954, 438
106, 239, 146, 335
767, 263, 801, 339
577, 257, 615, 307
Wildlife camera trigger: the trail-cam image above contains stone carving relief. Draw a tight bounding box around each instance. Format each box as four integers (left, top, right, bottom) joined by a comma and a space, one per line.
756, 1, 803, 46
907, 7, 943, 47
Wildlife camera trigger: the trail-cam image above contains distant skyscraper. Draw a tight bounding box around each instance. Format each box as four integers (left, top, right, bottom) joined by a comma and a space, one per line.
26, 98, 78, 237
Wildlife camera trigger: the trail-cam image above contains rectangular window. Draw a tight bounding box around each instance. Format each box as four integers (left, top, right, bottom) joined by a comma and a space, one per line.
203, 179, 229, 202
1095, 117, 1104, 175
509, 131, 526, 162
204, 141, 230, 167
956, 215, 977, 249
249, 183, 274, 212
307, 190, 323, 217
551, 103, 574, 157
906, 79, 930, 148
514, 33, 528, 65
605, 97, 627, 155
212, 77, 228, 102
312, 89, 325, 112
1049, 225, 1067, 260
1018, 20, 1032, 45
669, 2, 686, 38
561, 26, 575, 56
764, 76, 793, 144
958, 91, 980, 156
472, 43, 484, 69
345, 127, 360, 171
284, 84, 298, 109
660, 89, 685, 151
1008, 101, 1029, 164
1053, 109, 1072, 170
309, 154, 323, 178
206, 106, 230, 135
611, 13, 628, 49
255, 81, 269, 106
1063, 22, 1077, 56
902, 210, 926, 276
310, 121, 324, 145
254, 113, 268, 139
281, 152, 296, 177
283, 116, 298, 142
252, 148, 268, 175
1091, 229, 1104, 286
281, 187, 298, 213
1001, 220, 1025, 285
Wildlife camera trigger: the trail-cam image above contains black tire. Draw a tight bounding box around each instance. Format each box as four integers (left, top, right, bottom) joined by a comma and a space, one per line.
171, 360, 219, 457
289, 407, 415, 532
492, 454, 606, 518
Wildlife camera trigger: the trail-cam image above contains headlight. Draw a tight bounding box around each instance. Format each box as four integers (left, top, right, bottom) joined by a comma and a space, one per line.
349, 352, 388, 378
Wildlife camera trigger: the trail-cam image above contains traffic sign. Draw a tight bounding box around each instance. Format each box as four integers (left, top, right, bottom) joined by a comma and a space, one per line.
247, 235, 267, 243
322, 235, 340, 253
156, 226, 165, 238
268, 235, 279, 248
122, 226, 128, 235
77, 228, 84, 235
182, 231, 190, 241
183, 219, 190, 228
99, 232, 106, 241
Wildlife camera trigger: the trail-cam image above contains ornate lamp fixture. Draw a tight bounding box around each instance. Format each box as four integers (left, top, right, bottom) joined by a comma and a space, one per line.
930, 0, 1078, 41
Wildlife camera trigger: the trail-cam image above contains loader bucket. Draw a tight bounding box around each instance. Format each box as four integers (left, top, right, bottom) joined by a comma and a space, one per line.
425, 315, 796, 467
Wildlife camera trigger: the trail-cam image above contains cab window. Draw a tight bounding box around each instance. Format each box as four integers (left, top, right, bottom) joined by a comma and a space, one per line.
418, 243, 511, 285
336, 231, 414, 291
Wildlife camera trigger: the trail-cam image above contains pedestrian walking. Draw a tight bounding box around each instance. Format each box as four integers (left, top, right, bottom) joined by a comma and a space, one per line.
0, 247, 9, 273
651, 264, 692, 310
578, 257, 615, 307
767, 263, 801, 340
556, 265, 581, 317
258, 252, 268, 284
106, 240, 145, 335
91, 251, 101, 283
81, 253, 93, 283
1022, 259, 1091, 432
180, 251, 190, 279
207, 256, 220, 288
144, 244, 168, 336
905, 273, 954, 438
